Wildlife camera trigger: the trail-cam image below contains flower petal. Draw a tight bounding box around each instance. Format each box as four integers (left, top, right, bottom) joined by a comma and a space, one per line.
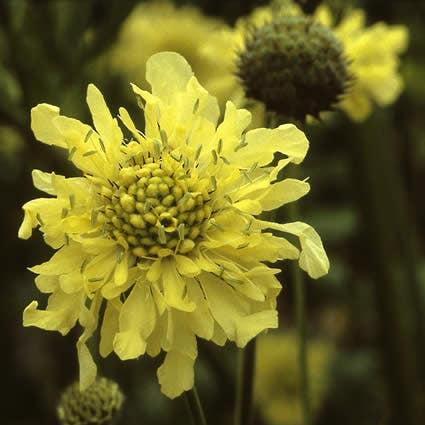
229, 124, 309, 167
31, 104, 67, 148
23, 291, 82, 335
146, 52, 193, 104
114, 282, 156, 359
86, 84, 123, 160
157, 351, 195, 399
100, 299, 121, 358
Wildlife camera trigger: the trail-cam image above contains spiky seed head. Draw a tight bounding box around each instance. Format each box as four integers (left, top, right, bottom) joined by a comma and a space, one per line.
237, 14, 351, 121
57, 377, 124, 425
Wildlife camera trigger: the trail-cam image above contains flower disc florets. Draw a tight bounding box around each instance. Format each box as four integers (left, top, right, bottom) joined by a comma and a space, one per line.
102, 151, 212, 258
57, 377, 124, 425
237, 14, 350, 120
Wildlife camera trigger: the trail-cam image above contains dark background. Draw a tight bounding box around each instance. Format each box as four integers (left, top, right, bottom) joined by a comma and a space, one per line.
1, 1, 424, 424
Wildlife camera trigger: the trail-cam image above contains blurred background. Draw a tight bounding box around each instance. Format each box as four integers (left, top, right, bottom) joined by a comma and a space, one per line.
1, 0, 424, 424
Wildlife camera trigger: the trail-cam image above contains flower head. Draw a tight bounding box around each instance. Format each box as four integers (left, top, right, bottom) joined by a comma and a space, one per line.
20, 52, 329, 398
235, 2, 408, 122
110, 1, 237, 108
237, 13, 350, 121
57, 377, 124, 425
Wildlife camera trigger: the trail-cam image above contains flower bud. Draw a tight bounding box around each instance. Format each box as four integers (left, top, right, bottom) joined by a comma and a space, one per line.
57, 377, 124, 425
237, 13, 351, 121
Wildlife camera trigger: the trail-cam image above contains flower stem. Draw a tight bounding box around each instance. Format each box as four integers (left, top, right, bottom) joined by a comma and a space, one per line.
234, 339, 257, 425
290, 201, 311, 425
184, 386, 208, 425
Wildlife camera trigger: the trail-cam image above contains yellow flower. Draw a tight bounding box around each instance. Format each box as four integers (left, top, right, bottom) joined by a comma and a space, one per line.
19, 52, 329, 399
110, 1, 238, 108
314, 5, 408, 121
255, 332, 334, 425
236, 3, 408, 122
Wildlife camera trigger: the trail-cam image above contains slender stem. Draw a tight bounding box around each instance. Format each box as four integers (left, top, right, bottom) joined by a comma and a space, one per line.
294, 254, 310, 425
184, 386, 208, 425
234, 339, 257, 425
289, 202, 311, 425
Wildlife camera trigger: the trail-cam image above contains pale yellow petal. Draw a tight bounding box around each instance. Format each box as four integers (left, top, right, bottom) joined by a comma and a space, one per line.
100, 299, 121, 357
114, 282, 156, 359
18, 208, 35, 240
86, 84, 123, 159
256, 179, 310, 211
175, 255, 201, 277
229, 124, 309, 167
263, 221, 330, 279
31, 170, 58, 195
162, 259, 196, 312
35, 275, 59, 293
236, 310, 278, 347
77, 341, 97, 391
146, 52, 193, 104
31, 103, 67, 148
157, 351, 195, 399
59, 270, 84, 294
23, 291, 81, 335
165, 310, 197, 359
118, 107, 144, 142
186, 279, 214, 340
314, 4, 334, 27
113, 330, 146, 360
200, 272, 247, 342
29, 244, 83, 275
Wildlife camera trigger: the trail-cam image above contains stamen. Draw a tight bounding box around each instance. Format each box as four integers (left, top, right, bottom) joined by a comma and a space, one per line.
211, 150, 218, 165
84, 129, 94, 143
69, 194, 75, 209
91, 209, 99, 226
98, 138, 106, 153
83, 150, 97, 157
217, 139, 223, 155
80, 257, 89, 273
234, 137, 248, 152
220, 155, 230, 165
178, 223, 185, 241
160, 129, 168, 147
193, 98, 200, 114
194, 144, 203, 161
68, 146, 77, 160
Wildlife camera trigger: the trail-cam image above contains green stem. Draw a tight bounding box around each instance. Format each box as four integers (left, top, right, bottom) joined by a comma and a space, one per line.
184, 386, 208, 425
234, 339, 257, 425
348, 116, 423, 425
290, 202, 311, 425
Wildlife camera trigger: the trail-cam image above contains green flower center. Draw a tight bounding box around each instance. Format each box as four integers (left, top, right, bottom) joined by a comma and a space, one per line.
57, 377, 124, 425
103, 154, 212, 258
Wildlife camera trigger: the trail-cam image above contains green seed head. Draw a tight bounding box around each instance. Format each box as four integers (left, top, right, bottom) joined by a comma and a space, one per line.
237, 13, 351, 121
57, 377, 124, 425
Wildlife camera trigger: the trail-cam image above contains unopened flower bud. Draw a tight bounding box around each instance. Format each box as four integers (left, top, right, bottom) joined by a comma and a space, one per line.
237, 13, 351, 121
57, 377, 124, 425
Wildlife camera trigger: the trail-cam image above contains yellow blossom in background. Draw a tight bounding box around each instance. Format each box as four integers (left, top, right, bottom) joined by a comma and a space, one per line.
255, 332, 334, 425
19, 52, 329, 399
110, 1, 238, 108
314, 5, 408, 121
235, 2, 408, 122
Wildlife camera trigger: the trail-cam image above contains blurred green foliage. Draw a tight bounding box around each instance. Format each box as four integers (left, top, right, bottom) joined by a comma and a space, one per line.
1, 1, 424, 425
